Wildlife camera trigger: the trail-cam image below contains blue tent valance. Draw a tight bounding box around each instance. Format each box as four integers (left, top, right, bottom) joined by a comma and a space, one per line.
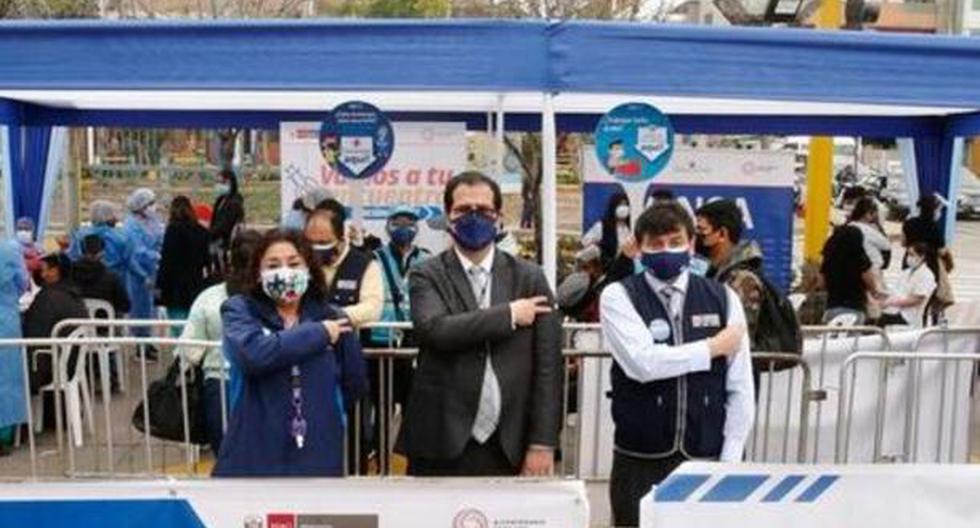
1, 20, 980, 109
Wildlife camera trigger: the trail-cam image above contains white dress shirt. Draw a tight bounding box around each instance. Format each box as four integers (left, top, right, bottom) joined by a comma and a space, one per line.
599, 270, 755, 462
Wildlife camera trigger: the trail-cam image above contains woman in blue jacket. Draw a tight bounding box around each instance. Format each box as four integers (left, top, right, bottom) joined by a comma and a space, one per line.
213, 228, 367, 477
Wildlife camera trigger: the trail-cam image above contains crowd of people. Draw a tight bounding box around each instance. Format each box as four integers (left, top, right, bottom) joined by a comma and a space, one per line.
0, 167, 956, 527
818, 190, 951, 327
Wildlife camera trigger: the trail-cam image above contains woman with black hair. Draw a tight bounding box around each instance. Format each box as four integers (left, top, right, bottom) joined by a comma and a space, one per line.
210, 169, 246, 275
820, 225, 876, 324
157, 196, 212, 327
213, 229, 367, 477
582, 189, 638, 282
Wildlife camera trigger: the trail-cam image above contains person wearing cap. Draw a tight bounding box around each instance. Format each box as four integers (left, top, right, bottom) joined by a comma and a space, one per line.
23, 252, 88, 397
370, 206, 431, 347
122, 188, 165, 350
369, 206, 431, 434
68, 200, 130, 281
14, 217, 42, 274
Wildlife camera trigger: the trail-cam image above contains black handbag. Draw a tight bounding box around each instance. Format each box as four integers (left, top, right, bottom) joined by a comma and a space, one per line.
132, 358, 208, 445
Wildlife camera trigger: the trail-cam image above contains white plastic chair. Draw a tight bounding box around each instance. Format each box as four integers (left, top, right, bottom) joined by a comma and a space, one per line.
33, 326, 95, 447
83, 298, 126, 393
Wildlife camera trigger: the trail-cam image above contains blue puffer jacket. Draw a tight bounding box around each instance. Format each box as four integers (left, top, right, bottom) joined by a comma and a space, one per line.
213, 293, 367, 477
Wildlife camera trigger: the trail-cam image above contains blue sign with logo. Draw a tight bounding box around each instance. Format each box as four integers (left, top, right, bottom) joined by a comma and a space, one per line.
583, 182, 794, 293
594, 102, 675, 183
320, 101, 394, 180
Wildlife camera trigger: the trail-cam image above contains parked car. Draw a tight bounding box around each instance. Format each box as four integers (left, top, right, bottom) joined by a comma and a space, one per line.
956, 172, 980, 220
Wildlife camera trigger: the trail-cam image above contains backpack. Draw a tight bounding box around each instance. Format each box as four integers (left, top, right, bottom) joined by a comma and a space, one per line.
726, 265, 803, 372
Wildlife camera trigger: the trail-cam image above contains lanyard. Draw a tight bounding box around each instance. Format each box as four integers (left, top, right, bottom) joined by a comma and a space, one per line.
290, 365, 307, 449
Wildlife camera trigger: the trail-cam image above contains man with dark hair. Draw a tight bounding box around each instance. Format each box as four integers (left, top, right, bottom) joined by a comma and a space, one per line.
23, 253, 90, 394
304, 199, 383, 328
402, 171, 562, 476
73, 234, 131, 318
695, 199, 764, 339
600, 201, 754, 527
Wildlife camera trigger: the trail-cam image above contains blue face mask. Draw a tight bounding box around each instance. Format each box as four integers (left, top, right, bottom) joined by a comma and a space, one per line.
388, 225, 418, 247
450, 212, 498, 252
641, 248, 691, 282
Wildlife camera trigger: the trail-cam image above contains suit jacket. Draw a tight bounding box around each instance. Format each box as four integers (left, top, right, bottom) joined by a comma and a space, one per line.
400, 249, 563, 466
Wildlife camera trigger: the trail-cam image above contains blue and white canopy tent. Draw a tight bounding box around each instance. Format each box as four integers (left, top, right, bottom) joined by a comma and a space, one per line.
1, 19, 979, 283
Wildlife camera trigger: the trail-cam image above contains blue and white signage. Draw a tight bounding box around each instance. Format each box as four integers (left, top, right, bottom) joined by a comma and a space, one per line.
582, 147, 796, 293
319, 101, 394, 180
594, 102, 675, 182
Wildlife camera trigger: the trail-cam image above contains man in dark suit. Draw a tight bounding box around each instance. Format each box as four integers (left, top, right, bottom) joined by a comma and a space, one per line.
401, 171, 563, 476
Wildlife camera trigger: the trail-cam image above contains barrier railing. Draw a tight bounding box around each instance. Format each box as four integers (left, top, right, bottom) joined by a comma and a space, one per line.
6, 320, 976, 482
906, 326, 980, 464
0, 334, 219, 481
836, 351, 980, 464
48, 319, 204, 479
801, 325, 892, 463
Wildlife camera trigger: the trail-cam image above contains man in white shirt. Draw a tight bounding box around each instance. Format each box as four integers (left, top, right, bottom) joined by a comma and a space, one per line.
600, 200, 754, 527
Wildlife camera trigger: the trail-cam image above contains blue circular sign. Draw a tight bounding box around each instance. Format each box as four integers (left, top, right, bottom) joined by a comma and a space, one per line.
320, 101, 395, 180
594, 102, 674, 183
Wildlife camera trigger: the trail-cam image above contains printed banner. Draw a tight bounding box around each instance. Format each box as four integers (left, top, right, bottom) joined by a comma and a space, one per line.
281, 122, 467, 253
0, 479, 589, 528
582, 147, 796, 292
643, 462, 980, 528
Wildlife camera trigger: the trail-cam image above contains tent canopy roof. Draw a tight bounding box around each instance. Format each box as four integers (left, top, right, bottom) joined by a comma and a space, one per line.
0, 18, 979, 120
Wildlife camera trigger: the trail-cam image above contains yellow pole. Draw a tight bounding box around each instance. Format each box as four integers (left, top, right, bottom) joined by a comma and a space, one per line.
803, 0, 843, 262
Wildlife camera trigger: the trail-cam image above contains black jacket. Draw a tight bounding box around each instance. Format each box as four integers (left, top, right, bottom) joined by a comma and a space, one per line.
23, 281, 90, 392
399, 250, 563, 469
72, 258, 130, 316
157, 220, 212, 310
211, 192, 245, 248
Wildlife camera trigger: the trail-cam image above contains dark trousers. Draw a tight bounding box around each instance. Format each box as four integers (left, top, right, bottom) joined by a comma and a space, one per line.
610, 451, 687, 528
407, 433, 517, 477
202, 378, 225, 455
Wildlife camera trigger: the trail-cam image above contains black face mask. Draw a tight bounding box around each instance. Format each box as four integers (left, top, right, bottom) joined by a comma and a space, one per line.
695, 236, 712, 258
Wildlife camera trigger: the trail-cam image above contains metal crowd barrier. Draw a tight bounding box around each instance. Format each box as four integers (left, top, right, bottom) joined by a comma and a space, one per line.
836, 351, 980, 464
6, 320, 978, 482
0, 334, 219, 481
801, 325, 892, 463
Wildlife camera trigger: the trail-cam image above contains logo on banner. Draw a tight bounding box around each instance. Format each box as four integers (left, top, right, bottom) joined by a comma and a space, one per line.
594, 102, 675, 183
264, 512, 379, 528
453, 508, 489, 528
320, 101, 395, 180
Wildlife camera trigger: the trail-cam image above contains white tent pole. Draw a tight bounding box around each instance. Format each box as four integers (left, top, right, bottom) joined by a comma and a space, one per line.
0, 126, 13, 238
945, 138, 964, 244
495, 94, 505, 179
37, 126, 68, 240
541, 93, 558, 290
898, 138, 920, 216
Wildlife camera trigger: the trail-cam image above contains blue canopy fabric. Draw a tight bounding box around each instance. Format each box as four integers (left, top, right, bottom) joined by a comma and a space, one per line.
0, 20, 979, 109
0, 19, 975, 241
